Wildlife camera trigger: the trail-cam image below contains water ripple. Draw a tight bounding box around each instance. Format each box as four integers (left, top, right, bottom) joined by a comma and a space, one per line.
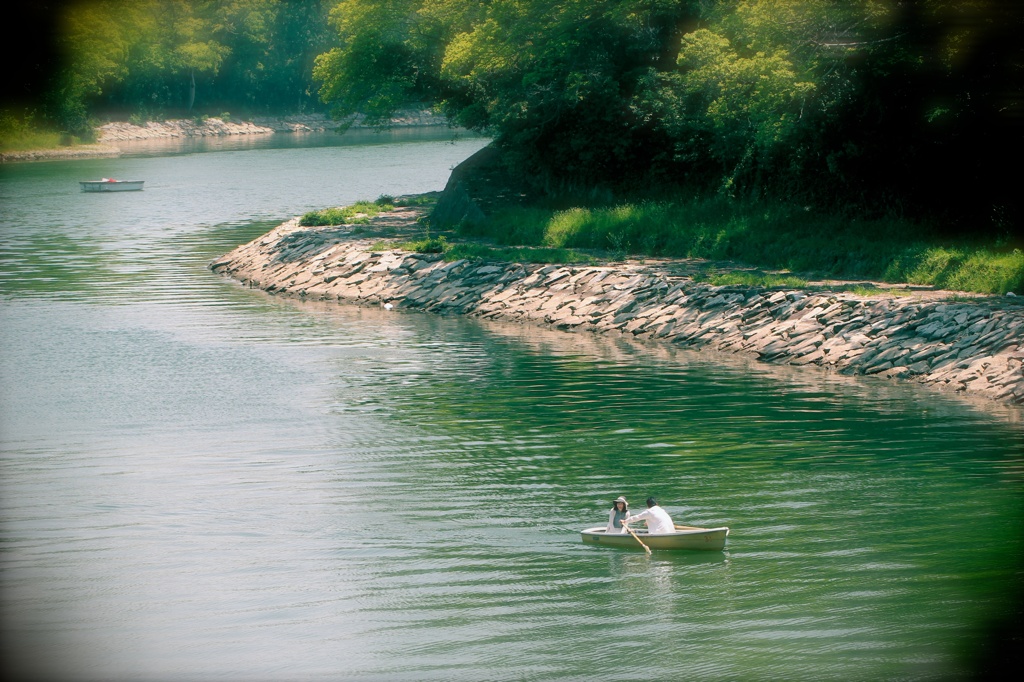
2, 141, 1022, 681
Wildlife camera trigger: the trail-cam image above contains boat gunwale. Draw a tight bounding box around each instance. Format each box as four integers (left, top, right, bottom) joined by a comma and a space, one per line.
580, 525, 729, 539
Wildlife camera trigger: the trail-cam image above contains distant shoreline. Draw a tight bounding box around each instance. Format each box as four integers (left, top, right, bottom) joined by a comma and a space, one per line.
0, 144, 123, 163
0, 110, 451, 163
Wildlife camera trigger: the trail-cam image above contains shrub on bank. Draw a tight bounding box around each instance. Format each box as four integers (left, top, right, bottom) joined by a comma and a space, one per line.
300, 197, 395, 226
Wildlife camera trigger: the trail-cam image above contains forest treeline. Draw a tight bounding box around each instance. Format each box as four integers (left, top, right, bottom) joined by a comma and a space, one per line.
6, 0, 1023, 239
313, 0, 1022, 236
10, 0, 336, 133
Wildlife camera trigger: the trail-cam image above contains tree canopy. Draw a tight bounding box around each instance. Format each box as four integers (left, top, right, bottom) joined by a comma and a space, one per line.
14, 0, 1022, 233
36, 0, 336, 134
314, 0, 1024, 232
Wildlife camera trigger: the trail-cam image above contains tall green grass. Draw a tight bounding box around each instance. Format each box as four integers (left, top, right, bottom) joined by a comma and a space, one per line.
0, 129, 66, 152
1, 110, 68, 152
0, 108, 106, 150
461, 198, 1023, 295
885, 246, 1024, 295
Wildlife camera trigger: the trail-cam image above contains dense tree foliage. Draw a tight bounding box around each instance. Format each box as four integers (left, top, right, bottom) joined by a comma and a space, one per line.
13, 1, 1021, 234
41, 0, 335, 135
314, 0, 1023, 233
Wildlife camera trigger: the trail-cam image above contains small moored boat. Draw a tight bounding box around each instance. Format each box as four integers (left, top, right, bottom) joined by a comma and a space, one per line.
80, 178, 145, 192
581, 524, 729, 551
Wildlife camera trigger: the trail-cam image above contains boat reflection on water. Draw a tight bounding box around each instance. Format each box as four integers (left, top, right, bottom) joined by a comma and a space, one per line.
581, 524, 730, 551
79, 178, 145, 192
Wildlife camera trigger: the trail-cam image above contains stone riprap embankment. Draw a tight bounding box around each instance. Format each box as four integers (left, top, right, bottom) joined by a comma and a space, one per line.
97, 111, 447, 142
96, 117, 284, 141
212, 212, 1024, 406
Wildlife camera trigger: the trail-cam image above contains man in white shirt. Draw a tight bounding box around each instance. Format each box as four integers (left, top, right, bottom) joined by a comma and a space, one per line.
622, 497, 675, 534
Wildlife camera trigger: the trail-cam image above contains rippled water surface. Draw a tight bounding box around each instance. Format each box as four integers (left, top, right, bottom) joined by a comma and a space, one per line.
1, 131, 1022, 681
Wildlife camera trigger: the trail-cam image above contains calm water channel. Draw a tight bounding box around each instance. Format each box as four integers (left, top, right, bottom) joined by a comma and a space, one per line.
1, 129, 1022, 681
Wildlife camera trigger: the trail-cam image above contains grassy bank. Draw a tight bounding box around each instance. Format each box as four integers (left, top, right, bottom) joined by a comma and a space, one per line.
313, 195, 1022, 296
0, 111, 93, 152
455, 198, 1024, 296
300, 197, 396, 226
0, 129, 68, 152
0, 122, 67, 153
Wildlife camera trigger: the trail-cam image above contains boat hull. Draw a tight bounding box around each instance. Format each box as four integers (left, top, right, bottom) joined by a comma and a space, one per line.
580, 525, 729, 551
80, 180, 144, 192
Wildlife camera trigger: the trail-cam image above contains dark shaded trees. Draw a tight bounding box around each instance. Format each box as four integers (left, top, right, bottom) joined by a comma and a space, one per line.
40, 0, 335, 134
314, 0, 1023, 234
23, 1, 1023, 234
821, 1, 1024, 232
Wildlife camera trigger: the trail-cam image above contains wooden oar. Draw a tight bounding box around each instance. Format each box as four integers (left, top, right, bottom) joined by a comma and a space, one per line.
623, 523, 651, 555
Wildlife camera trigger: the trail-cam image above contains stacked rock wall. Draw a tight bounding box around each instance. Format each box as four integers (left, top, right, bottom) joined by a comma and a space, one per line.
212, 216, 1024, 405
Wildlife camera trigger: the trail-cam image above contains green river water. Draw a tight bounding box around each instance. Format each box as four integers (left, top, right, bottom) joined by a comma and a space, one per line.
1, 130, 1022, 681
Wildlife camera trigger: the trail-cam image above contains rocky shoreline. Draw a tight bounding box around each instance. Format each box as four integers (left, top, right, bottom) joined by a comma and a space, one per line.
211, 206, 1024, 407
94, 110, 448, 142
1, 110, 449, 163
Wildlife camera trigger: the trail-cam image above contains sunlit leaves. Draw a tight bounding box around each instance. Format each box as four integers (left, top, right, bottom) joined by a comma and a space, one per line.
58, 0, 133, 95
313, 0, 436, 123
679, 28, 815, 149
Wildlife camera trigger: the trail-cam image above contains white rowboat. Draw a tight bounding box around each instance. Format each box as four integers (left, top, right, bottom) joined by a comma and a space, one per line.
80, 179, 145, 192
581, 524, 729, 551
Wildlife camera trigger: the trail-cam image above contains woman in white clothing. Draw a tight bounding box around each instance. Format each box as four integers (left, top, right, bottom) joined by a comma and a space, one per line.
606, 496, 630, 533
